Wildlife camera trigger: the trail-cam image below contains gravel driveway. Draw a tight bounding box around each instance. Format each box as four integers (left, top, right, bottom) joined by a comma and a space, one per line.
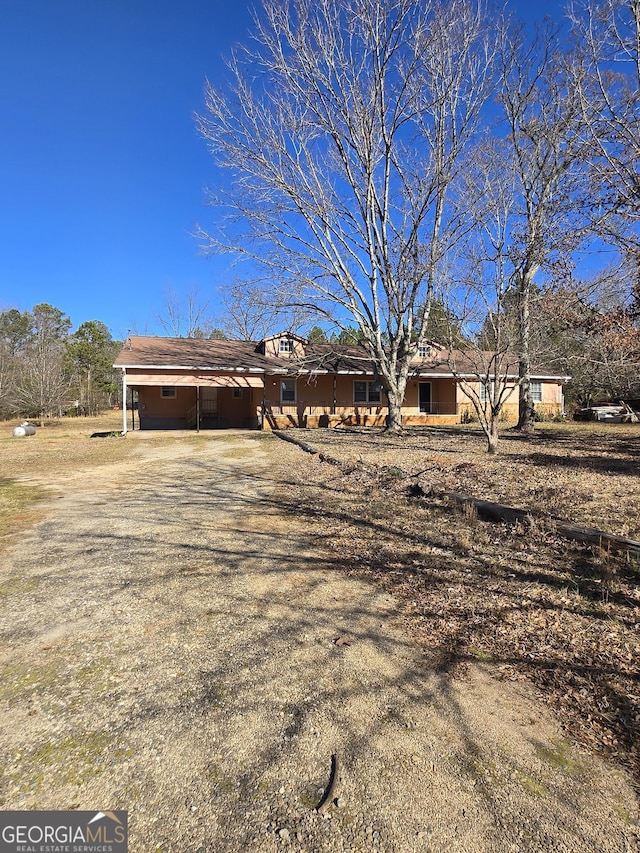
0, 432, 637, 852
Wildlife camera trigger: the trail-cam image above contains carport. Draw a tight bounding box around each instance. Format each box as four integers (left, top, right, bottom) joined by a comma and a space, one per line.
120, 371, 265, 432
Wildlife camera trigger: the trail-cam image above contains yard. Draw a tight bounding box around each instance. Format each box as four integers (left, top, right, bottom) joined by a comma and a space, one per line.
271, 421, 640, 784
0, 414, 638, 851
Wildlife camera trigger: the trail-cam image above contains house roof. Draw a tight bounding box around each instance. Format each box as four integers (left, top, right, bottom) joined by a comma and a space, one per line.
272, 344, 566, 381
114, 335, 568, 381
114, 336, 276, 373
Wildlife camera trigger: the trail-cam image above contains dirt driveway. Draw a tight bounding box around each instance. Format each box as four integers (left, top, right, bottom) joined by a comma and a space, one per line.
0, 432, 637, 852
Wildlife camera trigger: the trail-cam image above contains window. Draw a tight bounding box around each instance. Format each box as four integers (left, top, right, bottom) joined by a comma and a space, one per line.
354, 381, 382, 404
281, 379, 296, 403
417, 344, 432, 358
161, 386, 176, 399
232, 388, 243, 399
531, 381, 542, 403
279, 338, 294, 354
479, 381, 491, 403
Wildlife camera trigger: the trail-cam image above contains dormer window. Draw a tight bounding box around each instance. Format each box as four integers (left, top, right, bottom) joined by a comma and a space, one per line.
279, 338, 294, 354
417, 344, 432, 358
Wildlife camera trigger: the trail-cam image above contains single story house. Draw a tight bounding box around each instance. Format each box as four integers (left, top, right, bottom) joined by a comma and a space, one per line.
114, 333, 568, 432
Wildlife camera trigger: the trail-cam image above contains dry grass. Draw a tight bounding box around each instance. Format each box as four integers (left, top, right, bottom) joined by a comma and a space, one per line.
0, 412, 134, 541
273, 422, 640, 784
0, 411, 130, 478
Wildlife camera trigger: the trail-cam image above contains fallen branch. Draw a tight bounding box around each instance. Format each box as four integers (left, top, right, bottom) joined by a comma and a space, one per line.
273, 430, 349, 468
316, 753, 340, 814
443, 492, 533, 526
551, 519, 640, 557
443, 492, 640, 558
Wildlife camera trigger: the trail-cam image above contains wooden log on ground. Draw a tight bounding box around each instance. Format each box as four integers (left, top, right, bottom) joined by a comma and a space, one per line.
443, 492, 533, 525
551, 520, 640, 557
272, 429, 319, 456
443, 491, 640, 558
272, 430, 344, 468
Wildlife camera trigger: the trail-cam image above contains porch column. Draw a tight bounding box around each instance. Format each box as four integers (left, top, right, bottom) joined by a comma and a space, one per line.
196, 385, 201, 433
121, 369, 128, 434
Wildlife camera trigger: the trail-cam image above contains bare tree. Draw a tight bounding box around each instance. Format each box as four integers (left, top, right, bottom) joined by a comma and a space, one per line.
217, 278, 313, 340
444, 139, 522, 454
197, 0, 497, 432
157, 287, 214, 338
498, 19, 603, 433
13, 304, 71, 426
0, 309, 32, 418
568, 0, 640, 236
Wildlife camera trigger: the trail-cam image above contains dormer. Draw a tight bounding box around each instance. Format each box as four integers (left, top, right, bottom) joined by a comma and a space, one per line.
412, 341, 443, 361
257, 333, 308, 359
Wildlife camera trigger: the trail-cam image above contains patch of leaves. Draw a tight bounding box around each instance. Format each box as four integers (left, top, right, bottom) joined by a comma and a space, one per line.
274, 427, 640, 785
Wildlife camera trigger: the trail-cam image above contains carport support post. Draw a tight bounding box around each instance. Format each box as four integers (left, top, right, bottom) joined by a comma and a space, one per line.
121, 369, 128, 434
196, 386, 200, 433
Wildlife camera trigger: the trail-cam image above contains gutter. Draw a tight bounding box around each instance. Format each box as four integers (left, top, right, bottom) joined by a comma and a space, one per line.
116, 363, 266, 373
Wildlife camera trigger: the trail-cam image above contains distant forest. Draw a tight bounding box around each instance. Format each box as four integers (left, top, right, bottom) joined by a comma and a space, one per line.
0, 304, 122, 424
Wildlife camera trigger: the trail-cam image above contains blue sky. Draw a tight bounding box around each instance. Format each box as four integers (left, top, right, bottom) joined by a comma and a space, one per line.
1, 0, 567, 340
1, 0, 255, 339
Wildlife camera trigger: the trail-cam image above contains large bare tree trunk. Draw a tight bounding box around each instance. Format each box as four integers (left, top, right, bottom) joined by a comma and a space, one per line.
487, 419, 500, 454
516, 272, 535, 433
385, 383, 406, 434
517, 371, 535, 432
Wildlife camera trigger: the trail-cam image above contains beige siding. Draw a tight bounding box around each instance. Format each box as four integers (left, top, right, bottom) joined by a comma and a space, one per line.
262, 336, 306, 359
138, 385, 194, 419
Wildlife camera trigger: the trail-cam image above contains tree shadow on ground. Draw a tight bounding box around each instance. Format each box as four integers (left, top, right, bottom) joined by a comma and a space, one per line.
276, 452, 640, 787
0, 435, 637, 852
505, 450, 640, 476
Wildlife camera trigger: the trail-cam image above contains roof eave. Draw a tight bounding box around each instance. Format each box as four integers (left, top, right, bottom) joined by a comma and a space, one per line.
117, 363, 266, 373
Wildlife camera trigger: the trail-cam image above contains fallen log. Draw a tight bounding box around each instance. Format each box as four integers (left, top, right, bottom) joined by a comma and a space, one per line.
443, 492, 640, 558
272, 429, 319, 456
272, 430, 346, 468
443, 492, 533, 526
551, 519, 640, 557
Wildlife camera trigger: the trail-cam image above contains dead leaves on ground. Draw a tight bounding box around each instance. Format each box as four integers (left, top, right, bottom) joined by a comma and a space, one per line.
275, 426, 640, 784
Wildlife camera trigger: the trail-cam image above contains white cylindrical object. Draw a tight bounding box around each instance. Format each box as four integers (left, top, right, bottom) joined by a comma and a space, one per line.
12, 423, 36, 437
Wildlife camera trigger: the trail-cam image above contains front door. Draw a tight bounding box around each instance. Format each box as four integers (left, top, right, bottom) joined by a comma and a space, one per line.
419, 382, 432, 414
201, 387, 218, 415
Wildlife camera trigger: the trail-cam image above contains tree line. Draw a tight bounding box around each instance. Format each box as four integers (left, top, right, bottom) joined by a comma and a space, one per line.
0, 304, 121, 425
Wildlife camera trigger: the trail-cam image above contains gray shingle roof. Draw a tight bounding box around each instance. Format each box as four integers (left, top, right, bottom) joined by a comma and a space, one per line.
114, 336, 568, 380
